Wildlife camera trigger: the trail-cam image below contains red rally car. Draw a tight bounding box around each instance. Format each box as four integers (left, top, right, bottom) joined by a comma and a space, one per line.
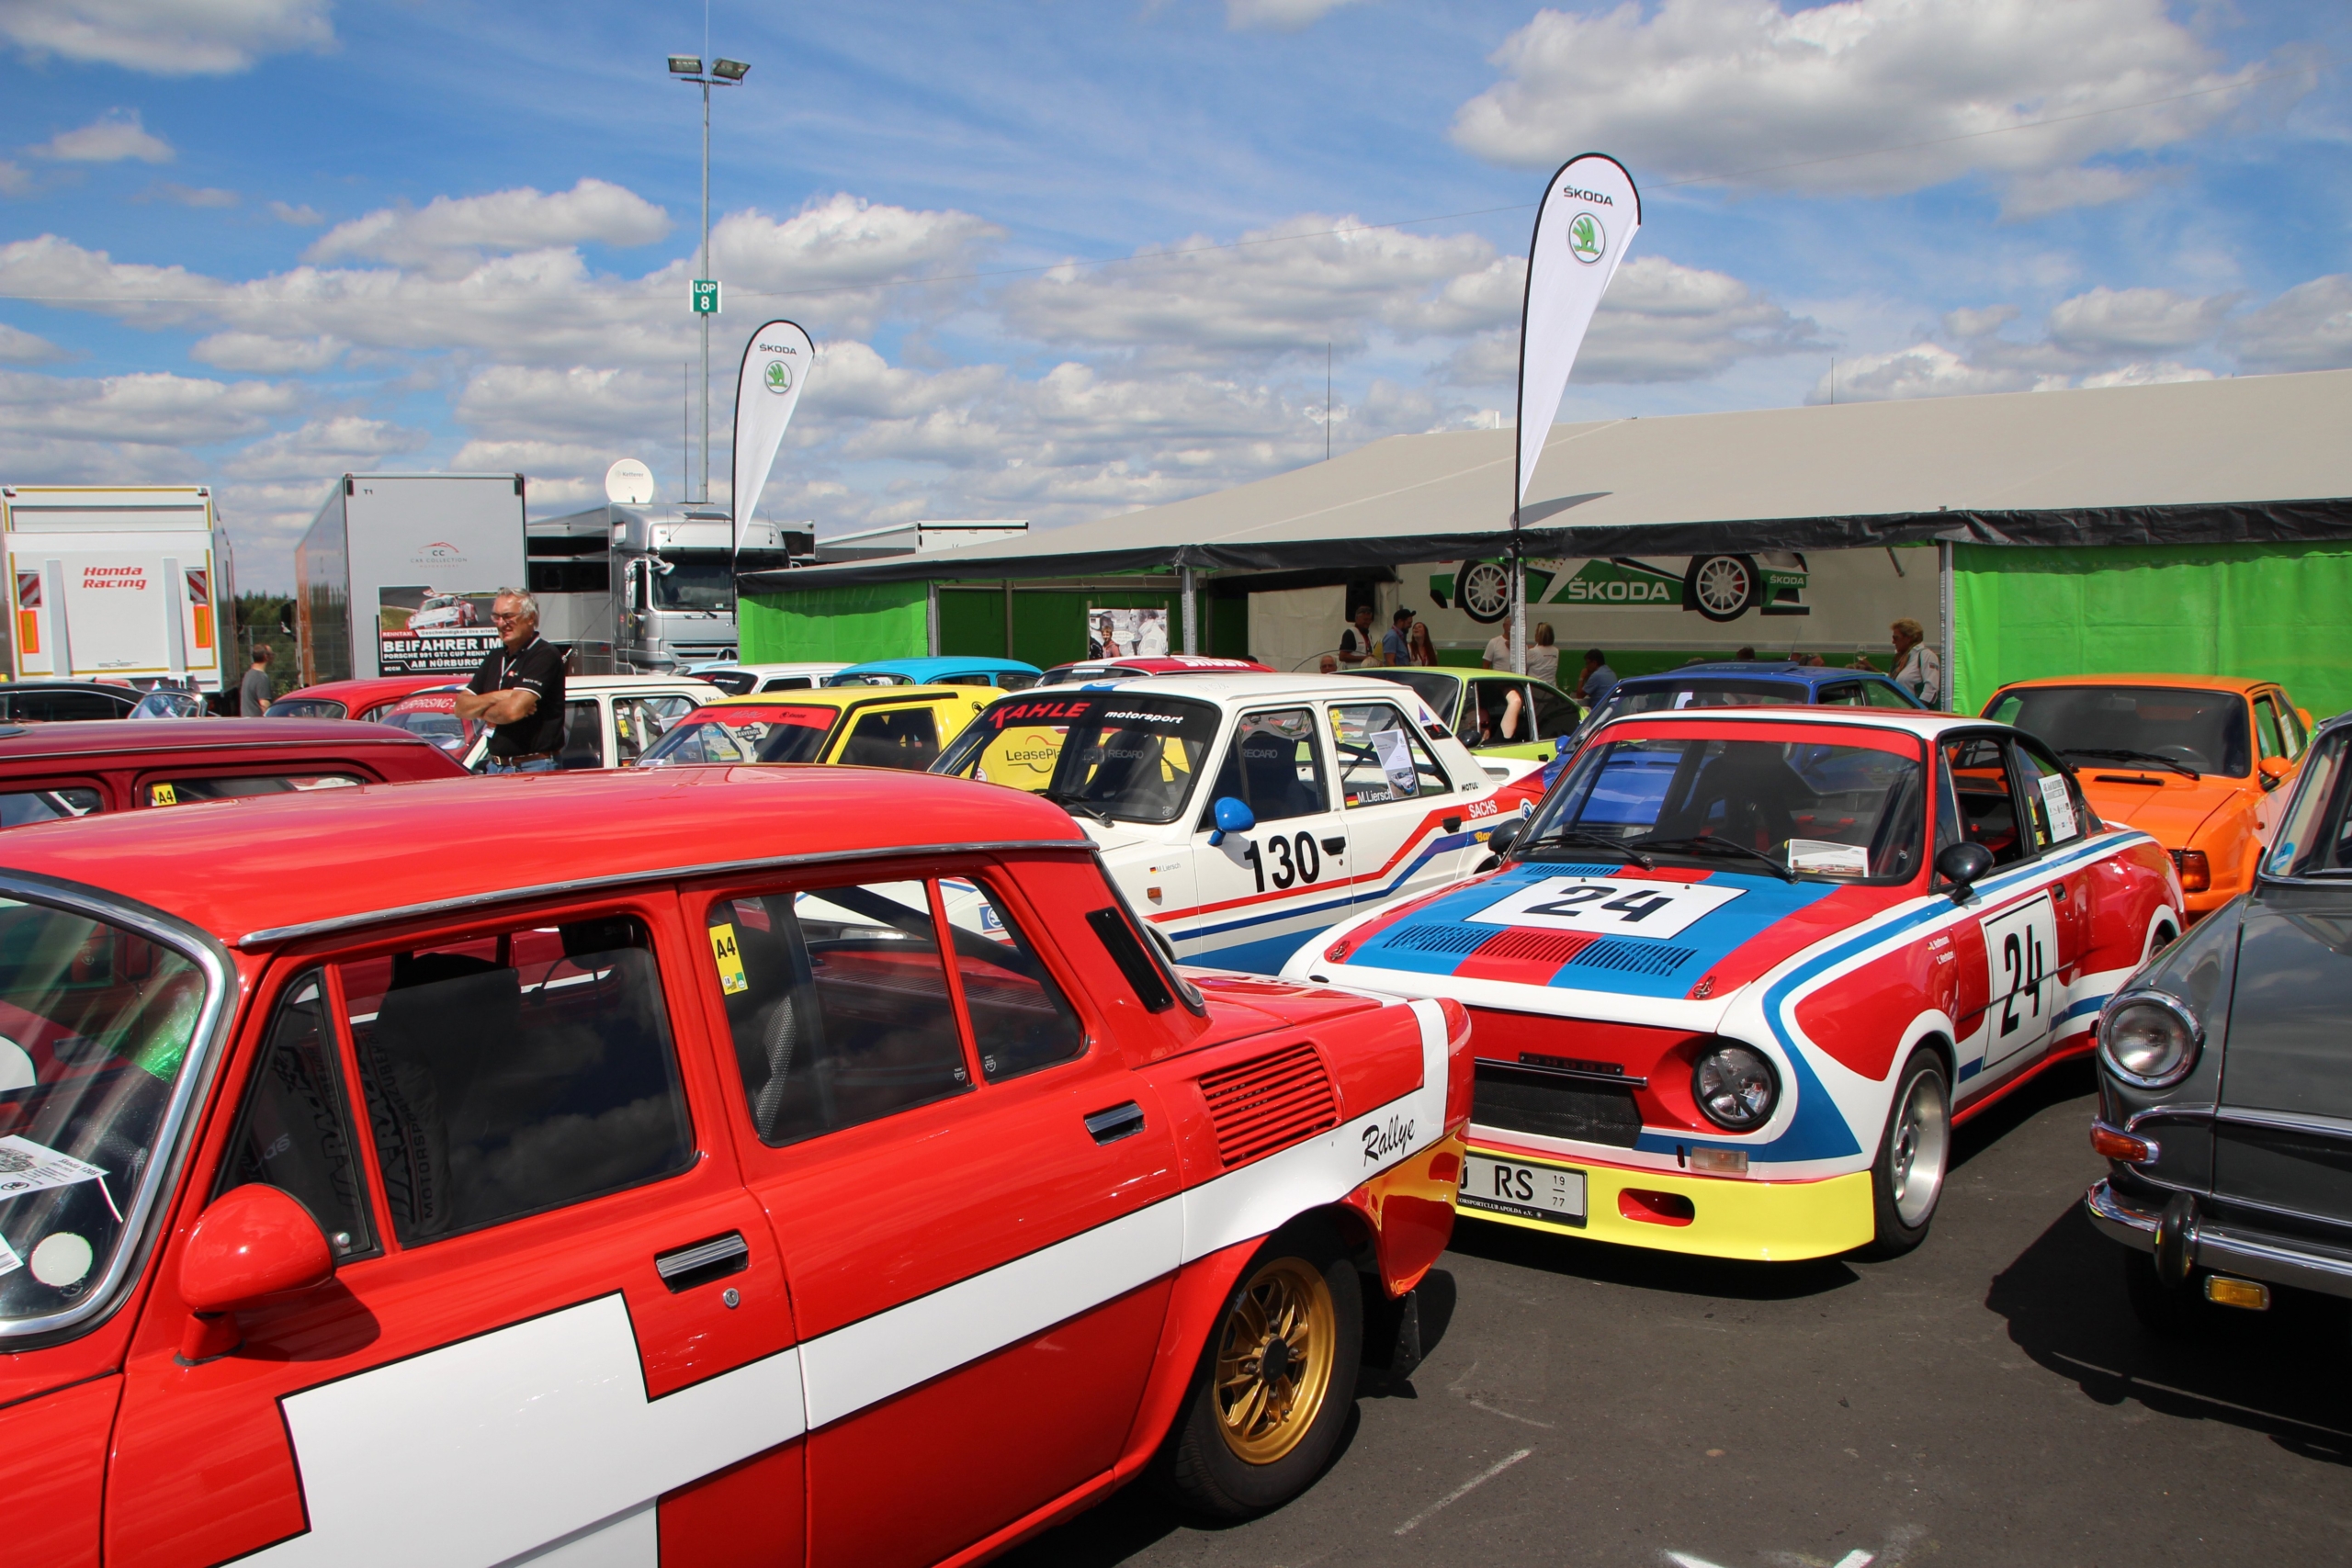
0, 766, 1470, 1567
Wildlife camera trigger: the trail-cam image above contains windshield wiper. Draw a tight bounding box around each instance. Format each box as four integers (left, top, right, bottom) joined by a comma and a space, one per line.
1519, 827, 1654, 868
2060, 747, 2200, 780
1042, 789, 1114, 824
1629, 833, 1801, 882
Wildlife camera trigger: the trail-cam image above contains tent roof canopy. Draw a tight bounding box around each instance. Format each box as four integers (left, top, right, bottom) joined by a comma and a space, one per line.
749, 367, 2352, 589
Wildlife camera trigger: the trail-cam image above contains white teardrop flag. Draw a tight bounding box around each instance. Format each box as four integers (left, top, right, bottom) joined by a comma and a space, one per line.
730, 320, 813, 553
1515, 154, 1640, 506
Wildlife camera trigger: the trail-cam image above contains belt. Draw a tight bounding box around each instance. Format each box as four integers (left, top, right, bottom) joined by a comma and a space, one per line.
490, 750, 557, 763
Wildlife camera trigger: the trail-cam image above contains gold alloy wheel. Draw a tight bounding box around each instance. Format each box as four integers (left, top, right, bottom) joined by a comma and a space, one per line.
1213, 1256, 1338, 1464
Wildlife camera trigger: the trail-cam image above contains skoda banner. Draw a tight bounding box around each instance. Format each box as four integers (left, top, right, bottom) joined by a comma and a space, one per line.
1516, 153, 1641, 509
729, 319, 814, 554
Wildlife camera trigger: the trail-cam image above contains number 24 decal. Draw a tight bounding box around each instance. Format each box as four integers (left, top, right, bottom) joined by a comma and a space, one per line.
1241, 831, 1324, 893
1526, 886, 1674, 922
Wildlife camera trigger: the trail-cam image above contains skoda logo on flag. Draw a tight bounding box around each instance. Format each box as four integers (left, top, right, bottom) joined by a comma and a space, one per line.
1566, 210, 1605, 265
763, 359, 793, 394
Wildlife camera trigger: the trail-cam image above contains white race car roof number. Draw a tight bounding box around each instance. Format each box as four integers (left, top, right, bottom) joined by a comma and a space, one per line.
1468, 875, 1745, 940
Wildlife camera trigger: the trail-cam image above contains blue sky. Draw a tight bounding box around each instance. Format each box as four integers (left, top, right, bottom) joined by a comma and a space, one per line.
1, 0, 2347, 588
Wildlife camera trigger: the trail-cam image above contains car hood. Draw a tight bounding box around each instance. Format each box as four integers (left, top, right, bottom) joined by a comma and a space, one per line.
1318, 856, 1885, 1010
2077, 773, 2238, 850
1073, 816, 1167, 857
2217, 882, 2352, 1121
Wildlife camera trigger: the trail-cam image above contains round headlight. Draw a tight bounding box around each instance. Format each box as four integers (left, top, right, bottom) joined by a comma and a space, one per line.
1692, 1041, 1779, 1131
2098, 991, 2202, 1089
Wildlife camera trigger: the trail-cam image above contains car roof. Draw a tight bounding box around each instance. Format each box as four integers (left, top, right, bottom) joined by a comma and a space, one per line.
834, 656, 1041, 678
273, 675, 454, 704
1589, 706, 1999, 742
1, 680, 138, 694
698, 661, 847, 675
1049, 656, 1267, 672
1029, 671, 1442, 705
0, 717, 446, 761
698, 684, 979, 711
1611, 662, 1885, 689
557, 675, 723, 694
0, 766, 1084, 949
1988, 672, 2273, 695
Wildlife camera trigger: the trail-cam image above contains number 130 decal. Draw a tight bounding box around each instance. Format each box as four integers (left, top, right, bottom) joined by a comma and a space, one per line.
1240, 830, 1325, 893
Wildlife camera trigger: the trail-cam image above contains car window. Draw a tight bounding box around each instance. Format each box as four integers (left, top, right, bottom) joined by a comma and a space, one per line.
266, 699, 349, 720
143, 773, 364, 807
211, 968, 374, 1260
1864, 680, 1918, 709
2267, 728, 2352, 877
1943, 737, 2025, 866
1984, 684, 2251, 778
639, 703, 836, 766
1204, 708, 1327, 826
0, 786, 102, 828
15, 691, 129, 723
557, 699, 603, 769
2278, 696, 2308, 757
2254, 696, 2286, 761
1330, 702, 1450, 807
1816, 683, 1865, 707
1528, 682, 1580, 737
342, 915, 693, 1244
2012, 741, 2088, 850
1362, 670, 1460, 722
998, 672, 1040, 691
838, 705, 941, 769
0, 900, 210, 1327
759, 675, 812, 692
1464, 680, 1537, 745
943, 880, 1085, 1083
940, 674, 995, 688
705, 671, 757, 696
612, 696, 679, 766
707, 881, 973, 1145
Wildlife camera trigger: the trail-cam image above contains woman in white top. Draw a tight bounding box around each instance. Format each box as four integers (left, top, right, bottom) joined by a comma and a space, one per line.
1526, 622, 1560, 686
1890, 617, 1942, 708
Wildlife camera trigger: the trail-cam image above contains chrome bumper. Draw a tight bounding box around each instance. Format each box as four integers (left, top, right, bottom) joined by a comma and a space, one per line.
2086, 1179, 2352, 1303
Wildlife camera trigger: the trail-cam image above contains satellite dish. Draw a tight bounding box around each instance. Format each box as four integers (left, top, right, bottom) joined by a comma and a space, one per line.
605, 458, 655, 506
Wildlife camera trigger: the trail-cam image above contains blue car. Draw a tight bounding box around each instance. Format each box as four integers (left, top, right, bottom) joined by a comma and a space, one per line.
1541, 662, 1928, 787
824, 656, 1042, 691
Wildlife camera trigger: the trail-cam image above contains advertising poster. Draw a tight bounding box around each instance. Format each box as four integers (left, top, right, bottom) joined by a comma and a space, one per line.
377, 585, 502, 676
1087, 606, 1169, 660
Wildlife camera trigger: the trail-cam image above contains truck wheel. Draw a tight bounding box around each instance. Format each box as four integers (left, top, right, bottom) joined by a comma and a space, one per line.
1159, 1222, 1363, 1520
1684, 554, 1759, 622
1860, 1047, 1949, 1258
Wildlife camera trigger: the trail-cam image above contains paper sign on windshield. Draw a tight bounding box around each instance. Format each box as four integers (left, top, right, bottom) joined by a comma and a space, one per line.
2038, 774, 2078, 841
0, 1234, 18, 1278
1372, 728, 1419, 797
1469, 876, 1745, 939
0, 1134, 106, 1201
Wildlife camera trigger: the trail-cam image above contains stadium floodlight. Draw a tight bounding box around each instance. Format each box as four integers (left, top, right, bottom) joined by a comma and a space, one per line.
711, 58, 749, 81
668, 55, 703, 75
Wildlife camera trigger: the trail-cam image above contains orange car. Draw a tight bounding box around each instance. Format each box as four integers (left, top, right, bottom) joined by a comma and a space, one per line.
1980, 674, 2314, 919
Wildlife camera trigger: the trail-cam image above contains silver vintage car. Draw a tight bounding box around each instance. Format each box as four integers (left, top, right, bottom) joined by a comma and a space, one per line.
2086, 707, 2352, 1328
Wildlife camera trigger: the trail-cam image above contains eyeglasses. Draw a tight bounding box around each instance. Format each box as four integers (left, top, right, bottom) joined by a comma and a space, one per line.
492, 611, 528, 624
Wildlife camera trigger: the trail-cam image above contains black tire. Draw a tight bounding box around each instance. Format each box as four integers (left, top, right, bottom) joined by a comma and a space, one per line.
1158, 1220, 1363, 1520
1457, 560, 1512, 625
1860, 1047, 1951, 1258
2121, 1245, 2212, 1337
1684, 554, 1760, 622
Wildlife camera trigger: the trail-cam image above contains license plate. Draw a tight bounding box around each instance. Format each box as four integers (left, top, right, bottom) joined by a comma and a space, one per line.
1460, 1155, 1586, 1226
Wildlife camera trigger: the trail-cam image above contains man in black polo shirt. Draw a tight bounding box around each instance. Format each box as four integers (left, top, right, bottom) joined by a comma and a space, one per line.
454, 589, 566, 773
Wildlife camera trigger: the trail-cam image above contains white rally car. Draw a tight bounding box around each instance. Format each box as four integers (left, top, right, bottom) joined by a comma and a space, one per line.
933, 672, 1549, 973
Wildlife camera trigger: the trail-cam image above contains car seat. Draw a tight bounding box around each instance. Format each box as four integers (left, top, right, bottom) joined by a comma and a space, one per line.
1239, 732, 1318, 820
1658, 747, 1814, 849
360, 953, 518, 1238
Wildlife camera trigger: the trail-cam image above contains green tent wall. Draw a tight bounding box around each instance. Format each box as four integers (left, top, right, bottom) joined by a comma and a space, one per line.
1953, 541, 2352, 722
738, 581, 925, 664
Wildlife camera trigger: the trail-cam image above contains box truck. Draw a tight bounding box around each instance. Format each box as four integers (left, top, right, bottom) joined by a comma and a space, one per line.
0, 485, 236, 693
526, 502, 806, 672
295, 473, 528, 686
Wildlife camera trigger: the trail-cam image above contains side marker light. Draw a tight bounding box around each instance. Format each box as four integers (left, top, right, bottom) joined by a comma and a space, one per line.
2204, 1276, 2270, 1311
2089, 1122, 2157, 1164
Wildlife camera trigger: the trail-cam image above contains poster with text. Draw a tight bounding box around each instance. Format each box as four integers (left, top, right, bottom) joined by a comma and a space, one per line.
378, 585, 502, 675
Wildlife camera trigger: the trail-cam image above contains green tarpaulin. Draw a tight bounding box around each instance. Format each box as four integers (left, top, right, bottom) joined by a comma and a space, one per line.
739, 581, 924, 664
1953, 542, 2352, 722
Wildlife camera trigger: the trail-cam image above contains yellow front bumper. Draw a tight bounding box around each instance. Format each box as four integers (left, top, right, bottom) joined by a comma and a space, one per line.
1461, 1144, 1877, 1262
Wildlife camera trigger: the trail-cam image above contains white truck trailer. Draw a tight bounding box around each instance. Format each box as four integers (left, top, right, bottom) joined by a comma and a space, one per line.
0, 485, 236, 693
295, 472, 528, 686
526, 503, 806, 672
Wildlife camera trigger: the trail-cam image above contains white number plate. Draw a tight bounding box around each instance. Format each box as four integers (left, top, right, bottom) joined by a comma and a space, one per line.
1460, 1155, 1587, 1226
1981, 890, 2058, 1068
1467, 875, 1745, 940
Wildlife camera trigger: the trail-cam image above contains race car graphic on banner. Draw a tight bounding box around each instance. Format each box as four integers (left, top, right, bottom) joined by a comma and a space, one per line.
1429, 553, 1812, 626
1285, 707, 2182, 1261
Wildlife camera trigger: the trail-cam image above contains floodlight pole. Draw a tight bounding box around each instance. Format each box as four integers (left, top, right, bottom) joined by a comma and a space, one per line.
699, 75, 710, 503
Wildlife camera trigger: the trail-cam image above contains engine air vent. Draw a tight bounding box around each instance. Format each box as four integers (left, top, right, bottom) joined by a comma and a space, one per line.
1197, 1042, 1339, 1168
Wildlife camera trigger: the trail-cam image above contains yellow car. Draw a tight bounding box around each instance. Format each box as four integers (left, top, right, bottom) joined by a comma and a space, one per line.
632, 685, 988, 772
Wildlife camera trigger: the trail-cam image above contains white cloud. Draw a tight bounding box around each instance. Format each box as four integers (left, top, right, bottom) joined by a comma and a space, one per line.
1940, 304, 2020, 341
2077, 361, 2214, 388
269, 199, 322, 225
1224, 0, 1364, 31
2229, 275, 2352, 375
0, 367, 296, 452
307, 178, 672, 276
1453, 0, 2283, 198
190, 331, 344, 372
32, 108, 172, 164
0, 0, 334, 75
2046, 286, 2233, 355
1999, 165, 2165, 221
1441, 254, 1823, 385
144, 180, 237, 208
1809, 344, 2064, 403
0, 323, 62, 363
0, 160, 30, 196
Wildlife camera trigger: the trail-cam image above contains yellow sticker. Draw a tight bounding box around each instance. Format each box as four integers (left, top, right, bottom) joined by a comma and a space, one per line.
149, 782, 178, 807
708, 922, 749, 995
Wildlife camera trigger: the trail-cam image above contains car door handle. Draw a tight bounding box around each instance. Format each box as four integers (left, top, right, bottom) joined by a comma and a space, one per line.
1084, 1101, 1147, 1145
2052, 883, 2067, 901
1442, 817, 1462, 833
1321, 836, 1346, 853
654, 1231, 750, 1293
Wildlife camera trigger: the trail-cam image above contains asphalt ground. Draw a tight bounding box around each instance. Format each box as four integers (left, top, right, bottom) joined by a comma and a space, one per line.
1005, 1058, 2352, 1568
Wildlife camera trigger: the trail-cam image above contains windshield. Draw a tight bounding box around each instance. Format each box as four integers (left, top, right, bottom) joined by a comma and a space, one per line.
1986, 684, 2250, 778
637, 703, 838, 766
1362, 670, 1459, 719
1591, 680, 1809, 729
1524, 732, 1928, 882
129, 692, 206, 719
0, 899, 211, 1332
933, 693, 1222, 824
650, 552, 735, 613
376, 692, 480, 756
2267, 728, 2352, 877
266, 698, 347, 721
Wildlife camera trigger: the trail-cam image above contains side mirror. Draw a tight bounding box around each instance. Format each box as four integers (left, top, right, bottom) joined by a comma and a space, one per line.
1555, 735, 1574, 759
177, 1184, 336, 1364
2259, 755, 2290, 790
1207, 795, 1255, 847
1935, 840, 1996, 901
1487, 817, 1525, 857
2299, 708, 2314, 733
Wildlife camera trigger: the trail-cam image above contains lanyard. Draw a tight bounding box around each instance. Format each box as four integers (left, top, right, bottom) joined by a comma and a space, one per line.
499, 637, 540, 689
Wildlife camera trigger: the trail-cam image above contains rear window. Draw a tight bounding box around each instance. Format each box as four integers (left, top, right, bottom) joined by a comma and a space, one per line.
1362, 670, 1459, 719
376, 692, 480, 758
143, 774, 364, 807
265, 698, 348, 721
0, 787, 101, 829
638, 704, 838, 766
1605, 680, 1810, 721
